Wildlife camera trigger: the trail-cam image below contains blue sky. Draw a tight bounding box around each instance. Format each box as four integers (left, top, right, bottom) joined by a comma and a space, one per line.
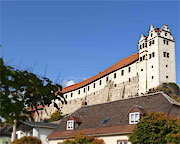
1, 1, 180, 86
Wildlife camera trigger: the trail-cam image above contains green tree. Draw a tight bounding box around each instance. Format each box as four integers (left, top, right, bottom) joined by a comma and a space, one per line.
48, 110, 64, 122
11, 136, 42, 144
0, 58, 66, 140
63, 133, 105, 144
129, 112, 180, 144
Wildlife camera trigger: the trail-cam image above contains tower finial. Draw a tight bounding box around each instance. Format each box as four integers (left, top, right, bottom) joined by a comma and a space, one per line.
161, 24, 170, 32
150, 24, 154, 31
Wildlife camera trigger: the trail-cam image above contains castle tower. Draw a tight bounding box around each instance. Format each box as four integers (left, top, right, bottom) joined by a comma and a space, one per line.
138, 24, 176, 95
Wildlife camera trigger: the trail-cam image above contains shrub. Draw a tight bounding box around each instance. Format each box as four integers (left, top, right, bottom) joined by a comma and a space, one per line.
63, 133, 105, 144
48, 110, 64, 122
11, 136, 42, 144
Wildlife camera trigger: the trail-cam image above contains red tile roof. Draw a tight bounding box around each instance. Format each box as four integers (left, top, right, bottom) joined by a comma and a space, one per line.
47, 125, 135, 140
62, 52, 139, 93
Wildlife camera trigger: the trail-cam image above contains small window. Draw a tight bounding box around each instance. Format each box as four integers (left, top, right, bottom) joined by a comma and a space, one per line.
140, 57, 142, 61
93, 83, 95, 88
128, 67, 131, 73
84, 88, 86, 93
65, 95, 67, 98
167, 41, 169, 45
149, 41, 151, 46
141, 69, 143, 71
167, 53, 169, 58
78, 90, 80, 95
129, 112, 140, 124
66, 120, 74, 130
88, 86, 90, 91
151, 33, 153, 37
143, 43, 144, 48
163, 52, 166, 57
114, 84, 117, 87
117, 140, 127, 144
165, 32, 167, 36
143, 55, 145, 60
166, 76, 168, 79
106, 77, 108, 82
152, 52, 155, 57
99, 80, 102, 85
114, 73, 116, 79
152, 65, 153, 68
140, 45, 141, 49
163, 40, 166, 44
71, 93, 73, 97
166, 65, 168, 68
152, 76, 154, 79
149, 54, 152, 59
152, 40, 154, 44
129, 78, 131, 83
121, 70, 124, 76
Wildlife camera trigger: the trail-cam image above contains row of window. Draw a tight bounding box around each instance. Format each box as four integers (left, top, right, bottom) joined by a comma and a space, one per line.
163, 40, 169, 45
140, 52, 155, 62
66, 67, 131, 97
163, 52, 170, 58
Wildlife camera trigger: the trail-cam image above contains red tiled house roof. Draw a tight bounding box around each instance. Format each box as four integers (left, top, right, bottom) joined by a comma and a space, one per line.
62, 52, 139, 93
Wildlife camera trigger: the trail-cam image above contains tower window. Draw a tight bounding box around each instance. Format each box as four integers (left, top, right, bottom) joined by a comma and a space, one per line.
140, 57, 142, 61
152, 52, 155, 57
106, 77, 109, 82
121, 70, 124, 76
143, 55, 145, 60
167, 41, 169, 45
93, 83, 96, 88
163, 52, 166, 57
114, 84, 117, 87
149, 41, 151, 46
152, 65, 153, 68
140, 45, 141, 49
128, 67, 131, 73
163, 40, 166, 44
151, 33, 153, 37
149, 54, 152, 59
65, 95, 67, 98
145, 43, 147, 47
167, 53, 169, 58
166, 76, 168, 79
88, 86, 90, 91
165, 32, 167, 36
99, 80, 102, 85
78, 90, 80, 95
166, 65, 168, 68
71, 93, 73, 97
152, 40, 154, 44
114, 73, 116, 79
129, 78, 131, 82
152, 76, 154, 79
142, 43, 144, 48
141, 69, 143, 71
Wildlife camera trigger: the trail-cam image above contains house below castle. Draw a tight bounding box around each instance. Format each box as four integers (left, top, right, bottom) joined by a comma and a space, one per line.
47, 92, 180, 144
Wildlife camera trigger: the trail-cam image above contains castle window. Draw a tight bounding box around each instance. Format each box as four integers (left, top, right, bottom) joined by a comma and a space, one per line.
140, 45, 141, 49
145, 43, 147, 47
152, 40, 154, 44
114, 84, 117, 87
141, 69, 143, 71
163, 40, 166, 44
149, 41, 151, 46
166, 76, 168, 79
143, 43, 144, 48
66, 120, 74, 130
143, 55, 145, 60
93, 83, 96, 88
167, 41, 169, 45
106, 77, 108, 82
152, 52, 155, 57
114, 73, 116, 79
152, 76, 154, 79
140, 57, 142, 61
65, 95, 67, 98
88, 86, 90, 91
129, 112, 140, 124
128, 67, 131, 73
99, 80, 102, 85
121, 70, 124, 76
167, 53, 169, 58
149, 54, 152, 59
163, 52, 166, 57
152, 65, 153, 68
129, 78, 131, 83
165, 32, 167, 36
151, 33, 153, 37
71, 93, 73, 97
78, 90, 80, 95
166, 65, 168, 68
84, 88, 86, 93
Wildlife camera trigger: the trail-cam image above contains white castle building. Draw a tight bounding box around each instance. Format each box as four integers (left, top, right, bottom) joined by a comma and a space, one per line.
34, 24, 176, 120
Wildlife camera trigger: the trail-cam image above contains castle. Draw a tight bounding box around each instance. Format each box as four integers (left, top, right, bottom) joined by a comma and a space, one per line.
34, 24, 176, 121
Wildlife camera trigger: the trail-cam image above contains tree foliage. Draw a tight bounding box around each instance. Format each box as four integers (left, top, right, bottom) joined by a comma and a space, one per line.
63, 133, 105, 144
48, 110, 64, 122
129, 112, 180, 144
11, 136, 42, 144
0, 58, 66, 124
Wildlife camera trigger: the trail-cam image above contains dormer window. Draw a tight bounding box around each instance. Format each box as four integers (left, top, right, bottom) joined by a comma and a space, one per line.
66, 120, 74, 130
129, 112, 140, 124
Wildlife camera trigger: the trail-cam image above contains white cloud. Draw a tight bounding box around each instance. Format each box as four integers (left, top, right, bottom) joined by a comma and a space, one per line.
62, 79, 75, 87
